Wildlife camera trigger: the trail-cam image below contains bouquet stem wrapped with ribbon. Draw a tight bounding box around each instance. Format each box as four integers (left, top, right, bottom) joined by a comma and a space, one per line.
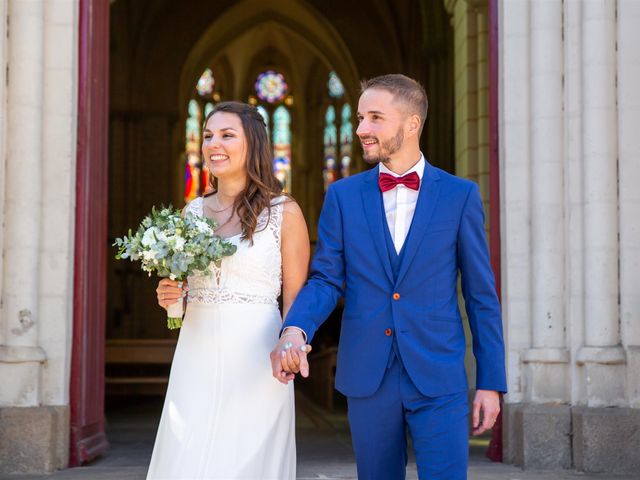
113, 205, 237, 329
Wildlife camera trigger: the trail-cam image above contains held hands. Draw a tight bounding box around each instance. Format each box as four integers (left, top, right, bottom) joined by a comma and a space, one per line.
156, 278, 187, 310
472, 389, 501, 436
270, 330, 312, 384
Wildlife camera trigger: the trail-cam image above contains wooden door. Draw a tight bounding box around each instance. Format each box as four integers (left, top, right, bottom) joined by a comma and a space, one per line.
69, 0, 110, 466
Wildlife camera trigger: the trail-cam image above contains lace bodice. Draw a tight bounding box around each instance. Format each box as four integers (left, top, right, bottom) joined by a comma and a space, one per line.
184, 196, 285, 306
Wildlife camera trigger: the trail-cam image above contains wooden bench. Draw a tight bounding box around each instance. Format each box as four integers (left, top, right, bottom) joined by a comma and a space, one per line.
105, 339, 177, 396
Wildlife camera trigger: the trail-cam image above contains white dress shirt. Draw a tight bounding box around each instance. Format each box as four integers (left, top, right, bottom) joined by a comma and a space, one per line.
379, 154, 426, 253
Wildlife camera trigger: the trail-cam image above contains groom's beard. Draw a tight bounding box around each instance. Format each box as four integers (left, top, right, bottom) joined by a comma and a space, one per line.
361, 128, 404, 165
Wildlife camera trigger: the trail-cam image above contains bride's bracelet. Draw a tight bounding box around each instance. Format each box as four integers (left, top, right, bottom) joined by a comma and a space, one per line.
281, 332, 304, 338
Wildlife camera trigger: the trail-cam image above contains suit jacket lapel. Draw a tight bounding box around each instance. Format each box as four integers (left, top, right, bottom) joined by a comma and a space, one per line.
395, 161, 441, 286
361, 167, 394, 284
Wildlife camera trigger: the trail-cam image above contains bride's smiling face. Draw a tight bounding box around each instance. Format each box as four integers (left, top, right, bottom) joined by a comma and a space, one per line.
202, 112, 248, 180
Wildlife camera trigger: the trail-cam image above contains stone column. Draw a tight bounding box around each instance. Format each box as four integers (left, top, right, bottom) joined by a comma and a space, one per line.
499, 0, 531, 406
507, 1, 572, 469
563, 0, 585, 406
571, 0, 638, 472
1, 0, 80, 473
618, 0, 640, 409
0, 0, 7, 339
575, 0, 625, 407
38, 0, 77, 414
0, 0, 46, 407
521, 0, 569, 404
499, 0, 537, 463
501, 0, 640, 474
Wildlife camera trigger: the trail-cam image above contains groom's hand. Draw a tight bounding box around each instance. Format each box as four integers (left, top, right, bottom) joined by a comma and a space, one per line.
472, 389, 500, 436
270, 330, 312, 384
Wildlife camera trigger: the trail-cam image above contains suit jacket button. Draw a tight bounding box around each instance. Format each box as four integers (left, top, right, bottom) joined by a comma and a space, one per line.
385, 328, 392, 336
393, 292, 401, 300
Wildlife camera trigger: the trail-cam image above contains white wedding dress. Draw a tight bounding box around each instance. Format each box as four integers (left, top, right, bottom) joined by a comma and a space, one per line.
147, 196, 295, 480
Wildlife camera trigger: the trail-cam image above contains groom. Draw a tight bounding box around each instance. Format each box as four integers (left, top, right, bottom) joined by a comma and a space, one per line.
271, 74, 506, 479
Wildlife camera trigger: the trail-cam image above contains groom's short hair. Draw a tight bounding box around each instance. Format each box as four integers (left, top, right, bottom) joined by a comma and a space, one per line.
360, 74, 428, 134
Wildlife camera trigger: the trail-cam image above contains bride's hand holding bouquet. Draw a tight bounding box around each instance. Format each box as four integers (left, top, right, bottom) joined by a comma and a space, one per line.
113, 205, 237, 329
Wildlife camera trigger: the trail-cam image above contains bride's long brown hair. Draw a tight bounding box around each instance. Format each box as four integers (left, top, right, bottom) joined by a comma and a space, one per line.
202, 101, 285, 243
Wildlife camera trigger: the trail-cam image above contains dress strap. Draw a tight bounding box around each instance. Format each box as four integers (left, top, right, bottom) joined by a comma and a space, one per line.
270, 197, 286, 249
253, 196, 286, 248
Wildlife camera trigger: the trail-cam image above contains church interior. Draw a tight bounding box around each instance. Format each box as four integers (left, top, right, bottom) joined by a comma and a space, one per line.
106, 0, 492, 424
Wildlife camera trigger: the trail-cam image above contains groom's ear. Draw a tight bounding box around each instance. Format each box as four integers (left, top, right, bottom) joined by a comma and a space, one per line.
407, 113, 421, 137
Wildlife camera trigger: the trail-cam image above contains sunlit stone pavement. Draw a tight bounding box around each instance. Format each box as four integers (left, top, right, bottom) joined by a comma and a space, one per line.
1, 396, 633, 480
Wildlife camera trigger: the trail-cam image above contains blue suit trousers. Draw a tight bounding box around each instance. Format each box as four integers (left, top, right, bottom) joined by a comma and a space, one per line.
347, 350, 469, 480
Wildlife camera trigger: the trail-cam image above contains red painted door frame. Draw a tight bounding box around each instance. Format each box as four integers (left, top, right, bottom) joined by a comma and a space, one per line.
69, 0, 110, 466
486, 0, 503, 462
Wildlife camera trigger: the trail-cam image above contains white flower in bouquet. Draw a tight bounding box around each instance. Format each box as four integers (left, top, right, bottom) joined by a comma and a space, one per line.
113, 205, 237, 329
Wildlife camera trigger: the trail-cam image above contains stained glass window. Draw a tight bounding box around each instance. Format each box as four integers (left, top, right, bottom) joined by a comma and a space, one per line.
323, 72, 352, 189
185, 100, 203, 202
204, 102, 214, 118
196, 68, 215, 97
272, 105, 292, 192
340, 104, 353, 178
328, 71, 345, 99
255, 70, 288, 104
251, 72, 293, 191
184, 68, 224, 201
323, 106, 338, 191
201, 103, 213, 194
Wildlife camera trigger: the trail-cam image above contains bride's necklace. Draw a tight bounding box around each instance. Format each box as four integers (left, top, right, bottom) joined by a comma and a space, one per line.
205, 196, 239, 234
207, 196, 234, 214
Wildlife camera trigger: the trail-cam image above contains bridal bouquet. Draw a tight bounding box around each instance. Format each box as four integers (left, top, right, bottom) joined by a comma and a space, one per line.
113, 205, 237, 329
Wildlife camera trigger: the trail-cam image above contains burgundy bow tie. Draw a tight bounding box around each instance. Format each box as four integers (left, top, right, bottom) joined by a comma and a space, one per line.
378, 172, 420, 193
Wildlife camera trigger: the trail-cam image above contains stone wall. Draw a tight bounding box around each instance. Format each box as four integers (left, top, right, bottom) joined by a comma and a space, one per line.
500, 0, 640, 474
0, 0, 78, 473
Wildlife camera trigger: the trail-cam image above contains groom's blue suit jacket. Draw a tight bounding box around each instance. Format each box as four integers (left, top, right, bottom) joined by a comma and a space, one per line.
283, 161, 507, 398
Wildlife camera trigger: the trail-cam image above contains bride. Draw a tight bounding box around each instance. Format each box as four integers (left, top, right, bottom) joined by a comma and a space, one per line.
147, 101, 310, 479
